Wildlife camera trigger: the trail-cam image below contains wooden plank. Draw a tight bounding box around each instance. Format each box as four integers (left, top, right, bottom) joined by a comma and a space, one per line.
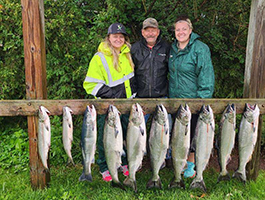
21, 0, 49, 189
244, 0, 265, 181
1, 99, 265, 116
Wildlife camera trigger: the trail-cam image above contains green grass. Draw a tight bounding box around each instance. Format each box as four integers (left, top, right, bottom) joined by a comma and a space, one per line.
0, 163, 265, 200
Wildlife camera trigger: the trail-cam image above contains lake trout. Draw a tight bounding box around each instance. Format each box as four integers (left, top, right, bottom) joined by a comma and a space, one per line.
79, 105, 97, 182
123, 103, 146, 192
189, 105, 215, 192
217, 104, 236, 182
147, 104, 169, 189
38, 106, 51, 170
169, 104, 191, 189
233, 103, 260, 183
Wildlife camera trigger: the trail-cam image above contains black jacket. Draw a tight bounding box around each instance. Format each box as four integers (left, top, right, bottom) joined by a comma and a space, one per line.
131, 35, 170, 98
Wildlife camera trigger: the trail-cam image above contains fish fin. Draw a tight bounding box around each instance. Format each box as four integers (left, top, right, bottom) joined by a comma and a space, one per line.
146, 177, 162, 189
139, 126, 145, 136
121, 150, 126, 157
45, 125, 50, 132
79, 172, 93, 182
210, 122, 215, 132
165, 126, 169, 135
168, 177, 185, 189
114, 128, 119, 138
66, 158, 75, 167
217, 173, 230, 183
185, 124, 188, 136
111, 181, 126, 190
189, 179, 206, 192
123, 177, 137, 192
232, 171, 246, 184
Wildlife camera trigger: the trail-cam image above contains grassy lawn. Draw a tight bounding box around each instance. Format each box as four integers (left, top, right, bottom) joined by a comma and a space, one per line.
0, 163, 265, 200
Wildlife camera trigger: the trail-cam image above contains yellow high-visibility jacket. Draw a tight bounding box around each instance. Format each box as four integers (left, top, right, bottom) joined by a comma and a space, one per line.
83, 42, 136, 98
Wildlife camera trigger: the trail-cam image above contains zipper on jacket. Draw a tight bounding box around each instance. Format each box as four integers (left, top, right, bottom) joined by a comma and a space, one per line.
149, 49, 153, 97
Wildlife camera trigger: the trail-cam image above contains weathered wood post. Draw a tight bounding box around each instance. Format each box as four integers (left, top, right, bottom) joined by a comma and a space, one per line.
21, 0, 50, 189
244, 0, 265, 181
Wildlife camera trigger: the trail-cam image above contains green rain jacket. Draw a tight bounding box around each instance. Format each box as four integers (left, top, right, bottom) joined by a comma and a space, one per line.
169, 32, 215, 98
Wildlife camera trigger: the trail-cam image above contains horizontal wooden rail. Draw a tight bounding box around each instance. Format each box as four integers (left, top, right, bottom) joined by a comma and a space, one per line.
1, 98, 265, 116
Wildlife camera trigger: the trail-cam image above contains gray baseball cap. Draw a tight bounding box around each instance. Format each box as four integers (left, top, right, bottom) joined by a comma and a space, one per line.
142, 18, 159, 29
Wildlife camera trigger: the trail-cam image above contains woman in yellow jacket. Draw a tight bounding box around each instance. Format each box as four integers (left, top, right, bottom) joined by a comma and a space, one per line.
83, 23, 136, 182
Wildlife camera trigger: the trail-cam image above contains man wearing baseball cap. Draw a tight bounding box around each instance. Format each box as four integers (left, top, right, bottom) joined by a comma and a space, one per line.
131, 18, 170, 98
130, 18, 172, 170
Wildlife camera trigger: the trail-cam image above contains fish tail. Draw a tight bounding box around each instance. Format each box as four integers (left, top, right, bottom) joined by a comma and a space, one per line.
123, 177, 137, 192
217, 172, 230, 183
168, 177, 185, 189
146, 177, 162, 189
79, 172, 93, 182
189, 179, 206, 192
111, 181, 126, 191
232, 171, 246, 183
67, 158, 75, 167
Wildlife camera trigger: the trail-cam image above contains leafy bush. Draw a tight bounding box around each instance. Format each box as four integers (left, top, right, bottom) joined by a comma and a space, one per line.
0, 124, 29, 173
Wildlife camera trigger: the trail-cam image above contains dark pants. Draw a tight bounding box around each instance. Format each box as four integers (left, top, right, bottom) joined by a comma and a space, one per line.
190, 114, 199, 152
96, 114, 129, 173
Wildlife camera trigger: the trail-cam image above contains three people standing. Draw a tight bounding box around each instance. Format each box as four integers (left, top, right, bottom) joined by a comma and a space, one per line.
83, 16, 214, 181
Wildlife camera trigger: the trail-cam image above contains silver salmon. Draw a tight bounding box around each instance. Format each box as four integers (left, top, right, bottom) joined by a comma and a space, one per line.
123, 103, 146, 192
38, 106, 51, 170
62, 106, 75, 166
233, 103, 260, 183
189, 105, 215, 192
103, 105, 125, 190
169, 104, 191, 189
217, 104, 236, 182
79, 105, 97, 182
147, 104, 169, 189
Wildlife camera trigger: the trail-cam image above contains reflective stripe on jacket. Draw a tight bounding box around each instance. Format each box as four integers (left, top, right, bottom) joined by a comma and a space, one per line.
83, 42, 135, 98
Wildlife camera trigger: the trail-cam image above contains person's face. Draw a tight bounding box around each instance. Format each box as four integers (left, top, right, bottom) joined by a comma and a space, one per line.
141, 27, 160, 46
108, 33, 125, 50
174, 21, 192, 44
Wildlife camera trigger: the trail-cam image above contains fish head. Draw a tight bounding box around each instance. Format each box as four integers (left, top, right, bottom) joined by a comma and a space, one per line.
85, 105, 97, 122
63, 106, 73, 119
38, 106, 50, 121
130, 103, 144, 125
154, 104, 168, 125
199, 105, 213, 124
176, 104, 191, 125
106, 105, 120, 127
224, 104, 236, 124
244, 104, 259, 124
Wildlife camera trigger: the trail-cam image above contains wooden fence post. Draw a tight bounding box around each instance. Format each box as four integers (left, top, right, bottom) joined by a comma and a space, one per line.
243, 0, 265, 181
21, 0, 49, 189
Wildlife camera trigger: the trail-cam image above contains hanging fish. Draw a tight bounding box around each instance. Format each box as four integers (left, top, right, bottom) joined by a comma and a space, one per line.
62, 106, 75, 166
38, 106, 51, 170
233, 103, 260, 183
